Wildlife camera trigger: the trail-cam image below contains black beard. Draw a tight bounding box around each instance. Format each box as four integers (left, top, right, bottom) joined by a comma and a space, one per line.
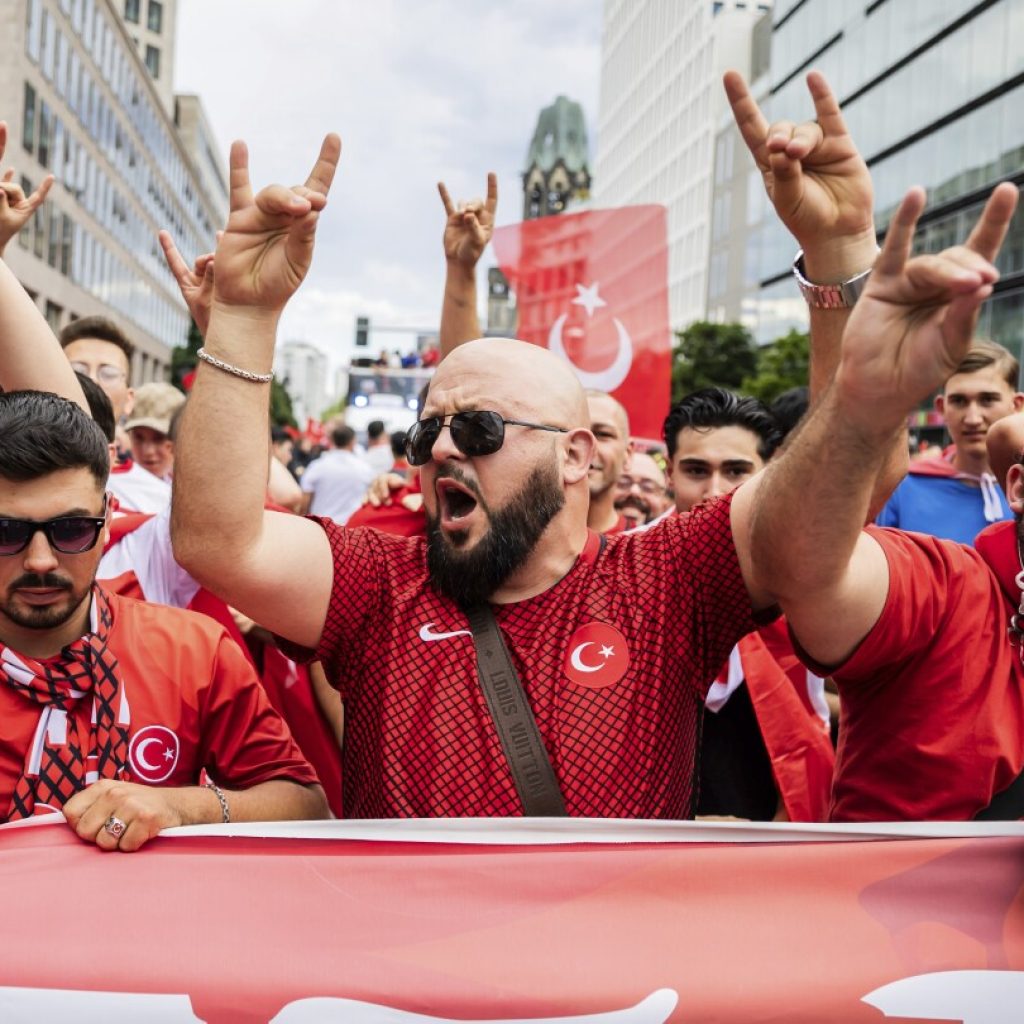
426, 461, 565, 607
615, 494, 652, 521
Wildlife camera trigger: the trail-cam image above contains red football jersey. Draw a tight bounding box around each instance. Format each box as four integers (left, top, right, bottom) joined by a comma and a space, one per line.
285, 495, 761, 818
0, 590, 319, 809
801, 524, 1024, 821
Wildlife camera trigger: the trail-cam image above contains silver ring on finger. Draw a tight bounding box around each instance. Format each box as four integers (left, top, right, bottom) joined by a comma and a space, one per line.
103, 814, 127, 839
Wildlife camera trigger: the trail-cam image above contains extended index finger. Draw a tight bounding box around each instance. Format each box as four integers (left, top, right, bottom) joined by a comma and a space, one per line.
229, 140, 253, 212
874, 186, 926, 278
963, 181, 1020, 263
724, 70, 769, 166
485, 172, 498, 215
158, 229, 192, 283
303, 133, 341, 197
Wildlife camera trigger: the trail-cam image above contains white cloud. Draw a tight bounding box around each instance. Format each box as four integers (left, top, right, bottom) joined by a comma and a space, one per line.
172, 0, 602, 370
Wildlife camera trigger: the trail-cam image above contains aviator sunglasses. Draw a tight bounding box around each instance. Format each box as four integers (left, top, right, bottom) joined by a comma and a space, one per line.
405, 411, 568, 467
0, 495, 109, 556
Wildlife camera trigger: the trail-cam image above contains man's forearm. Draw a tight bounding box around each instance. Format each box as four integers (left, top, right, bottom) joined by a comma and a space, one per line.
170, 779, 330, 826
439, 260, 481, 358
752, 381, 897, 602
0, 259, 87, 409
171, 306, 277, 573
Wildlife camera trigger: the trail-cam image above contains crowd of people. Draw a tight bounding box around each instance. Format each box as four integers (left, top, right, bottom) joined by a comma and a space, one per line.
0, 68, 1021, 850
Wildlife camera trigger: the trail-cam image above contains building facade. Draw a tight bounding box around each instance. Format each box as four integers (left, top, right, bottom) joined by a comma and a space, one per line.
595, 0, 771, 330
747, 0, 1024, 352
275, 340, 329, 427
0, 0, 223, 383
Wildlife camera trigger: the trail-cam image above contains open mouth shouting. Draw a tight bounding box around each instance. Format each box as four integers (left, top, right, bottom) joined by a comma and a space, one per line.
435, 477, 482, 533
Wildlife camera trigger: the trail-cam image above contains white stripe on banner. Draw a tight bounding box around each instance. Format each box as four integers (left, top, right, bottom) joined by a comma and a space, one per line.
1, 649, 36, 688
26, 709, 50, 777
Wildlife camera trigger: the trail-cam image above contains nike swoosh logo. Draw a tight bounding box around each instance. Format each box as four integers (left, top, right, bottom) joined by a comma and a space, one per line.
418, 623, 472, 642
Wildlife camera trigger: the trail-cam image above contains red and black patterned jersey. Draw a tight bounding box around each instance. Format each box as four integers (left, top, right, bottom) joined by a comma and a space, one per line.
288, 494, 760, 818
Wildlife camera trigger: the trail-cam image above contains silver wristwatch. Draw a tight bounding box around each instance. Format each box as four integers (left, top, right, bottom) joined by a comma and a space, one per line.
792, 249, 874, 309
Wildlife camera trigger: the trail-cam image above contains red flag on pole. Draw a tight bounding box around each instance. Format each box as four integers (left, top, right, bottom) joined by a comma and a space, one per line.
492, 206, 671, 442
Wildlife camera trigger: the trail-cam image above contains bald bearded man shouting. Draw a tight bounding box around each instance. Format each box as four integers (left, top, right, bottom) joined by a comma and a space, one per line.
171, 135, 777, 818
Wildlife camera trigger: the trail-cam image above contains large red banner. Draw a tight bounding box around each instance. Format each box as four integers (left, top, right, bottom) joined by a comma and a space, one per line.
0, 818, 1021, 1022
492, 207, 671, 442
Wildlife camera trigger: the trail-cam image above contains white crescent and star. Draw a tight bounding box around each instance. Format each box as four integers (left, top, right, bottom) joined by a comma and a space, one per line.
548, 281, 634, 392
134, 737, 171, 773
570, 641, 616, 673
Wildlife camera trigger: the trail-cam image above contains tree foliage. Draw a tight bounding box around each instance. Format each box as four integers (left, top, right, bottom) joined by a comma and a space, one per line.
741, 329, 810, 404
670, 320, 809, 406
671, 321, 759, 404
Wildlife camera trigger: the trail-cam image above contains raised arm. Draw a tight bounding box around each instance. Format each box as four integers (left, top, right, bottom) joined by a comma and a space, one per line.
171, 135, 342, 649
438, 172, 496, 356
725, 70, 876, 398
738, 182, 1018, 665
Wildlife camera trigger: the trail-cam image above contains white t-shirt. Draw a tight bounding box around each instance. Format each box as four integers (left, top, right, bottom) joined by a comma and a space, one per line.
107, 461, 172, 514
364, 444, 395, 476
300, 449, 376, 524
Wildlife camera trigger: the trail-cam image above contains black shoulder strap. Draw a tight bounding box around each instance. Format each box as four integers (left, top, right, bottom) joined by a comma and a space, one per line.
974, 766, 1024, 821
465, 605, 567, 817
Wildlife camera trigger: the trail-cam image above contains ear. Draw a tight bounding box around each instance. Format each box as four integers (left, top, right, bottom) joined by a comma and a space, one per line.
122, 387, 135, 418
1013, 392, 1024, 412
1008, 463, 1024, 515
562, 428, 595, 486
934, 393, 945, 415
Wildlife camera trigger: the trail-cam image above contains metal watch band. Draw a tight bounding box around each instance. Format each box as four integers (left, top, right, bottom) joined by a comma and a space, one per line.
792, 249, 875, 310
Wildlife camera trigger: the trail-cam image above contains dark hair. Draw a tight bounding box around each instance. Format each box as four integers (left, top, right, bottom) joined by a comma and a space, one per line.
271, 426, 292, 445
75, 371, 116, 443
663, 386, 781, 462
0, 391, 109, 486
59, 315, 135, 368
331, 424, 356, 449
390, 429, 407, 459
367, 420, 386, 441
768, 386, 809, 442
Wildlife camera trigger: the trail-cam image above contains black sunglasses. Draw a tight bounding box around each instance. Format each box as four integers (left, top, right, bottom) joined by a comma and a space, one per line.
405, 411, 568, 467
0, 495, 109, 556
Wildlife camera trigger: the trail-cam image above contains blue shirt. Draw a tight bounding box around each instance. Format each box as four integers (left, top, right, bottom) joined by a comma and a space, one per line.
876, 473, 1012, 545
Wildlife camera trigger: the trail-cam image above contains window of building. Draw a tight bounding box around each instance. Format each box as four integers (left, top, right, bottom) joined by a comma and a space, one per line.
38, 101, 51, 168
61, 214, 73, 276
32, 201, 46, 259
145, 44, 160, 79
25, 0, 41, 63
44, 300, 63, 333
48, 207, 61, 268
22, 82, 36, 154
124, 0, 139, 22
147, 0, 162, 33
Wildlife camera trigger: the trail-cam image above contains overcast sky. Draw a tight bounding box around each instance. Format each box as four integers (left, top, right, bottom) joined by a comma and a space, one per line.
172, 0, 603, 371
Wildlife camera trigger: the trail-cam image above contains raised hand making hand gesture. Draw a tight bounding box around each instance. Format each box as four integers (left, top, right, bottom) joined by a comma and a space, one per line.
838, 181, 1018, 432
438, 172, 497, 270
725, 70, 875, 280
210, 134, 341, 316
0, 122, 54, 257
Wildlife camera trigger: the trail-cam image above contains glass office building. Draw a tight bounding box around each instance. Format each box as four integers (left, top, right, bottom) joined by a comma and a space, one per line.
747, 0, 1024, 358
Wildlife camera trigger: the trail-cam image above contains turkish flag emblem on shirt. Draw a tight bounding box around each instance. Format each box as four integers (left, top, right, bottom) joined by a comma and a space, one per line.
492, 206, 671, 441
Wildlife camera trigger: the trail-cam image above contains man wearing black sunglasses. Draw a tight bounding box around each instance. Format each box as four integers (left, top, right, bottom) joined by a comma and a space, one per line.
0, 391, 329, 848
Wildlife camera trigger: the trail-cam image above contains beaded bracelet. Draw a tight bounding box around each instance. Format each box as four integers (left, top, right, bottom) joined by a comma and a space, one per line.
196, 347, 274, 384
206, 780, 231, 824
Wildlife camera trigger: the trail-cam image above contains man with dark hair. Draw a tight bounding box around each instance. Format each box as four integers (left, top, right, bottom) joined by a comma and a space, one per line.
0, 391, 327, 848
298, 422, 375, 523
663, 387, 781, 513
769, 387, 809, 441
59, 316, 135, 426
877, 339, 1023, 544
364, 419, 394, 475
660, 387, 832, 822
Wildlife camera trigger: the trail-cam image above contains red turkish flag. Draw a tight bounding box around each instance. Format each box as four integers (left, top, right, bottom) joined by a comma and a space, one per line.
492, 206, 671, 441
